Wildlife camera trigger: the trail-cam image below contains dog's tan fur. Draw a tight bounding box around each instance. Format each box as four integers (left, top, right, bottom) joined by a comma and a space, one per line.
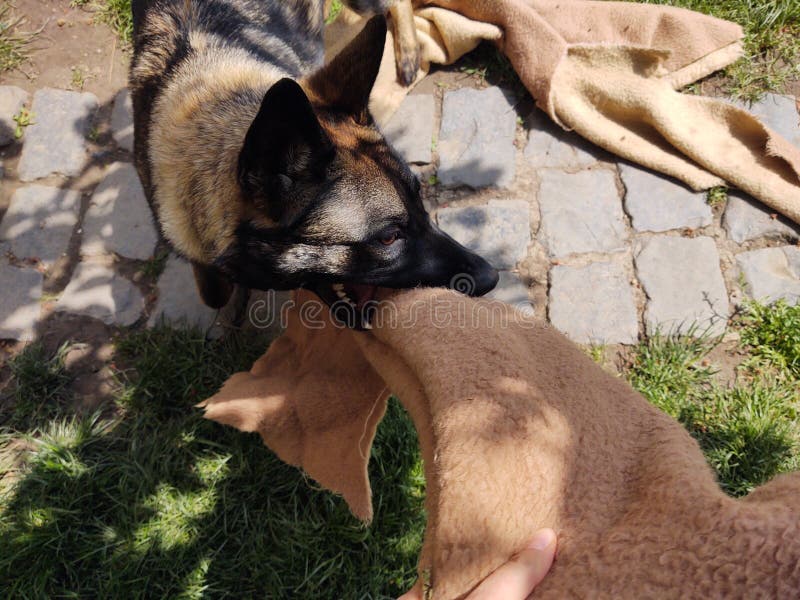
149, 52, 282, 261
202, 288, 800, 598
143, 36, 403, 266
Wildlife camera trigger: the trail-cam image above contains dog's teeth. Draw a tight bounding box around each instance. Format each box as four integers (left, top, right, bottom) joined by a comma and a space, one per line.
335, 290, 357, 306
332, 283, 344, 291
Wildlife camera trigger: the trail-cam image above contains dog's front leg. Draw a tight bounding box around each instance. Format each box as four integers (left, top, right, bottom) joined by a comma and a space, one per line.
389, 1, 420, 86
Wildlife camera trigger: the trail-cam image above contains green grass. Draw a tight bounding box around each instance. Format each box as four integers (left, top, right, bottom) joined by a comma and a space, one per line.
326, 0, 344, 25
0, 327, 424, 598
1, 343, 73, 431
74, 0, 132, 43
627, 332, 717, 417
458, 43, 526, 94
138, 248, 170, 280
626, 305, 800, 496
706, 186, 728, 207
739, 299, 800, 379
97, 0, 132, 43
681, 380, 798, 496
0, 4, 34, 72
634, 0, 800, 99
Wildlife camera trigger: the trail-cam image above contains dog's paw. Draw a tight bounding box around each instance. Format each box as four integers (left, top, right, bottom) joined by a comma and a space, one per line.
395, 44, 420, 86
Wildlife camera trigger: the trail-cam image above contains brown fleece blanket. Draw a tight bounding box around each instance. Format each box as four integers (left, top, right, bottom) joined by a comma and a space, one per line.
200, 289, 800, 598
327, 0, 800, 226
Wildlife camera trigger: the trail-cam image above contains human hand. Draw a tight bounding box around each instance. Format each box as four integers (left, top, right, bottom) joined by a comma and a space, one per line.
398, 528, 557, 600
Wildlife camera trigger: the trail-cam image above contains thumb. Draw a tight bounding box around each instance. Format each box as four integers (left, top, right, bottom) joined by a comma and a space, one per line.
467, 528, 557, 600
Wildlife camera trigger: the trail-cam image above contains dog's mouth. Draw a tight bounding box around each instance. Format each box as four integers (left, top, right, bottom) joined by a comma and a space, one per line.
311, 282, 379, 330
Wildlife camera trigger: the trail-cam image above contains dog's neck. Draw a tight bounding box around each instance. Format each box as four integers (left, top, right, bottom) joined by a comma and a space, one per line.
148, 46, 284, 262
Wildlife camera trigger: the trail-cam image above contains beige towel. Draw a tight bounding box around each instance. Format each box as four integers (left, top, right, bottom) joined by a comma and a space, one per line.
328, 1, 800, 226
200, 289, 800, 598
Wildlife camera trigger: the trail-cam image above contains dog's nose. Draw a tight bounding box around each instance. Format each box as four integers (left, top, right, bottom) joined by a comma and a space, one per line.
451, 254, 498, 297
471, 264, 499, 296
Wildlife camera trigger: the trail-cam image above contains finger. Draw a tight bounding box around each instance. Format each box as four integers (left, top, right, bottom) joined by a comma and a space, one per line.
397, 581, 422, 600
468, 528, 557, 600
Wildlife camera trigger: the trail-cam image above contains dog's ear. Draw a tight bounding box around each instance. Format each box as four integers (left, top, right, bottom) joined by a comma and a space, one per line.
306, 15, 387, 122
238, 78, 334, 212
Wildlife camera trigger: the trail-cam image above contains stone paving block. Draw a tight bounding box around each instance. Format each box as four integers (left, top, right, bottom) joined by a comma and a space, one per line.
736, 246, 800, 306
437, 199, 530, 269
111, 88, 134, 153
148, 255, 218, 329
635, 236, 729, 336
0, 185, 81, 268
0, 262, 43, 341
18, 88, 98, 181
438, 87, 517, 188
620, 163, 712, 233
723, 191, 800, 243
55, 263, 144, 326
524, 110, 601, 169
0, 86, 28, 146
549, 260, 639, 344
486, 271, 533, 315
380, 94, 435, 164
538, 169, 628, 258
736, 93, 800, 148
82, 162, 158, 260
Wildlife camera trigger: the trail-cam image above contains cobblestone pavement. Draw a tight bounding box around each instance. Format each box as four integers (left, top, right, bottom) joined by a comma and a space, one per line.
1, 82, 799, 346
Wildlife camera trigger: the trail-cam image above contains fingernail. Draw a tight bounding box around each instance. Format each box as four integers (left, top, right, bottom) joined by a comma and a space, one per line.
527, 528, 556, 550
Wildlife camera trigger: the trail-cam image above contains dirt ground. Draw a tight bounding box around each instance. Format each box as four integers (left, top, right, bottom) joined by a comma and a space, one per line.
2, 0, 129, 102
0, 1, 132, 412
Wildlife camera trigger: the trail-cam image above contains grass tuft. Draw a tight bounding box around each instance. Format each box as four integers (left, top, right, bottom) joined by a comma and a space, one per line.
681, 381, 798, 496
326, 0, 343, 25
627, 334, 716, 417
1, 343, 74, 431
138, 249, 170, 279
74, 0, 132, 43
97, 0, 133, 43
627, 305, 800, 496
739, 299, 800, 379
706, 186, 728, 207
0, 4, 34, 73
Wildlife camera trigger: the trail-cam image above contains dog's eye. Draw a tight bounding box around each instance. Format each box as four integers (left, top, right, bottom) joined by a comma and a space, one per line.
380, 231, 399, 245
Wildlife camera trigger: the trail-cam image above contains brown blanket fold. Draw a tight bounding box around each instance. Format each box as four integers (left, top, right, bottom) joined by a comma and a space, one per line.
198, 301, 389, 521
331, 0, 800, 226
201, 289, 800, 598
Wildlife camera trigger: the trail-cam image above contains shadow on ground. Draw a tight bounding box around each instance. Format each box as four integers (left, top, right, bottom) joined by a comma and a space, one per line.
0, 326, 425, 598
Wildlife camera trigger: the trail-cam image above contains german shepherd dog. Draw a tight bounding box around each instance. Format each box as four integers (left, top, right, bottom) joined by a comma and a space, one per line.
129, 0, 498, 329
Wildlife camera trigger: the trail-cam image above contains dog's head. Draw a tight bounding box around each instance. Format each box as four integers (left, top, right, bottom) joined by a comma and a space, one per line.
218, 16, 498, 329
